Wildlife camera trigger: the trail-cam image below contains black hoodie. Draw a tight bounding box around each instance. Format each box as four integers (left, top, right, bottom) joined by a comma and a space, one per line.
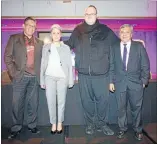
65, 19, 120, 76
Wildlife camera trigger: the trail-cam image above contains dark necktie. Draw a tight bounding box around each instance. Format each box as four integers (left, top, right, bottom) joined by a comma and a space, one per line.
123, 44, 127, 71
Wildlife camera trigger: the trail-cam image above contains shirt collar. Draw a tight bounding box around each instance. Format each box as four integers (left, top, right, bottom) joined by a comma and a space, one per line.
23, 33, 37, 44
120, 40, 131, 47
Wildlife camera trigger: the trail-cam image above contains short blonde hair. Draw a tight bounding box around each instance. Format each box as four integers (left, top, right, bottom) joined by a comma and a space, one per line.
50, 24, 62, 32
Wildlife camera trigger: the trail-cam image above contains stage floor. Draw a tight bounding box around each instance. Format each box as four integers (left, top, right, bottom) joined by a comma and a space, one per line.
1, 125, 155, 144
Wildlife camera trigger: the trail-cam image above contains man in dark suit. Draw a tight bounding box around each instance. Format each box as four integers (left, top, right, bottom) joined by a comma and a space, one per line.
109, 24, 150, 141
4, 17, 43, 139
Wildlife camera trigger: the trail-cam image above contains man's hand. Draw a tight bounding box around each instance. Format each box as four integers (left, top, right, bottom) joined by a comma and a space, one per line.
143, 84, 145, 88
133, 39, 145, 47
109, 83, 115, 92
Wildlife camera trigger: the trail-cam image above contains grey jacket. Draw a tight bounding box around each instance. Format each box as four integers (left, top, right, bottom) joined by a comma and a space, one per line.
111, 41, 150, 92
40, 43, 74, 88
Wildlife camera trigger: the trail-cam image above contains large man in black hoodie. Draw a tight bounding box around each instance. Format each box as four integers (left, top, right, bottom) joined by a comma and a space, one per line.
65, 5, 119, 135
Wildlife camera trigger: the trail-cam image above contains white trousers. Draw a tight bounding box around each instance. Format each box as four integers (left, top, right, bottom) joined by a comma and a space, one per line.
45, 75, 67, 124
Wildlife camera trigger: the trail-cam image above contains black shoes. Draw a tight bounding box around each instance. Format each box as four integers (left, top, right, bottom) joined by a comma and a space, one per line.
117, 130, 143, 141
57, 130, 63, 134
117, 130, 126, 139
85, 125, 114, 135
51, 130, 57, 135
135, 132, 143, 141
8, 127, 40, 139
85, 125, 95, 135
50, 130, 62, 134
8, 130, 21, 139
102, 125, 114, 135
28, 127, 40, 134
96, 126, 102, 132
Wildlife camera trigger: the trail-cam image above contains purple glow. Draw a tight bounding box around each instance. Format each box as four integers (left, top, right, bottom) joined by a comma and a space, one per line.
1, 18, 157, 79
2, 18, 157, 31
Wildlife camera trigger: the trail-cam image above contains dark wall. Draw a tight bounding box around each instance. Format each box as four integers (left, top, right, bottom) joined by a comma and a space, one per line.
1, 82, 157, 127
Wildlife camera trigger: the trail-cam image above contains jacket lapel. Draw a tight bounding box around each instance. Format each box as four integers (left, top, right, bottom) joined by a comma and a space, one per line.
44, 44, 51, 70
34, 38, 38, 61
127, 41, 134, 71
117, 43, 123, 70
33, 37, 42, 63
19, 34, 27, 54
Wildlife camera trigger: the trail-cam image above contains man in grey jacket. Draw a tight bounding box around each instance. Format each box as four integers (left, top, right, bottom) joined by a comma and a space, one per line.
109, 24, 150, 141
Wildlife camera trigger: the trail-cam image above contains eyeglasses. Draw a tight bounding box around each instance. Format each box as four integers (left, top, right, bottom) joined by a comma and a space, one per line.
85, 13, 97, 17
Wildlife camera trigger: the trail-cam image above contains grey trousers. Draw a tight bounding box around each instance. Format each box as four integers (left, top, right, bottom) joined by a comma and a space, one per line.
45, 75, 67, 124
115, 87, 144, 133
11, 74, 39, 132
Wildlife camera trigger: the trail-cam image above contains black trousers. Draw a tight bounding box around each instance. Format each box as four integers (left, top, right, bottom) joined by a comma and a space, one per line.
115, 87, 144, 133
11, 74, 39, 132
78, 74, 109, 127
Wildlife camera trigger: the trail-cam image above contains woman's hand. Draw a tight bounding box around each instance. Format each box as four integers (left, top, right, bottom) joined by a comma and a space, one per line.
68, 84, 74, 89
133, 39, 145, 47
41, 85, 46, 89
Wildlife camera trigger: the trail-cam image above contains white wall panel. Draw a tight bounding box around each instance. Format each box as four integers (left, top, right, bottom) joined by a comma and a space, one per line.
1, 0, 156, 17
2, 1, 24, 16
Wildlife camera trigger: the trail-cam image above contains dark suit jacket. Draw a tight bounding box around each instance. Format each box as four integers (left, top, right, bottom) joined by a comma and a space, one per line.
4, 33, 43, 83
110, 41, 150, 92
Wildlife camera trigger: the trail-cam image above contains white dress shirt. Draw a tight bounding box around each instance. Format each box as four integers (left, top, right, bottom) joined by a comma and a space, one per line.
120, 41, 131, 70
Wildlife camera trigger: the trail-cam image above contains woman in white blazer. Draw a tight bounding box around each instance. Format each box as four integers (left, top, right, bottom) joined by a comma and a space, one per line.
40, 24, 74, 134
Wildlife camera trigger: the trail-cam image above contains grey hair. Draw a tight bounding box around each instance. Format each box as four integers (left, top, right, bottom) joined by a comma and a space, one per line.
120, 24, 133, 33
